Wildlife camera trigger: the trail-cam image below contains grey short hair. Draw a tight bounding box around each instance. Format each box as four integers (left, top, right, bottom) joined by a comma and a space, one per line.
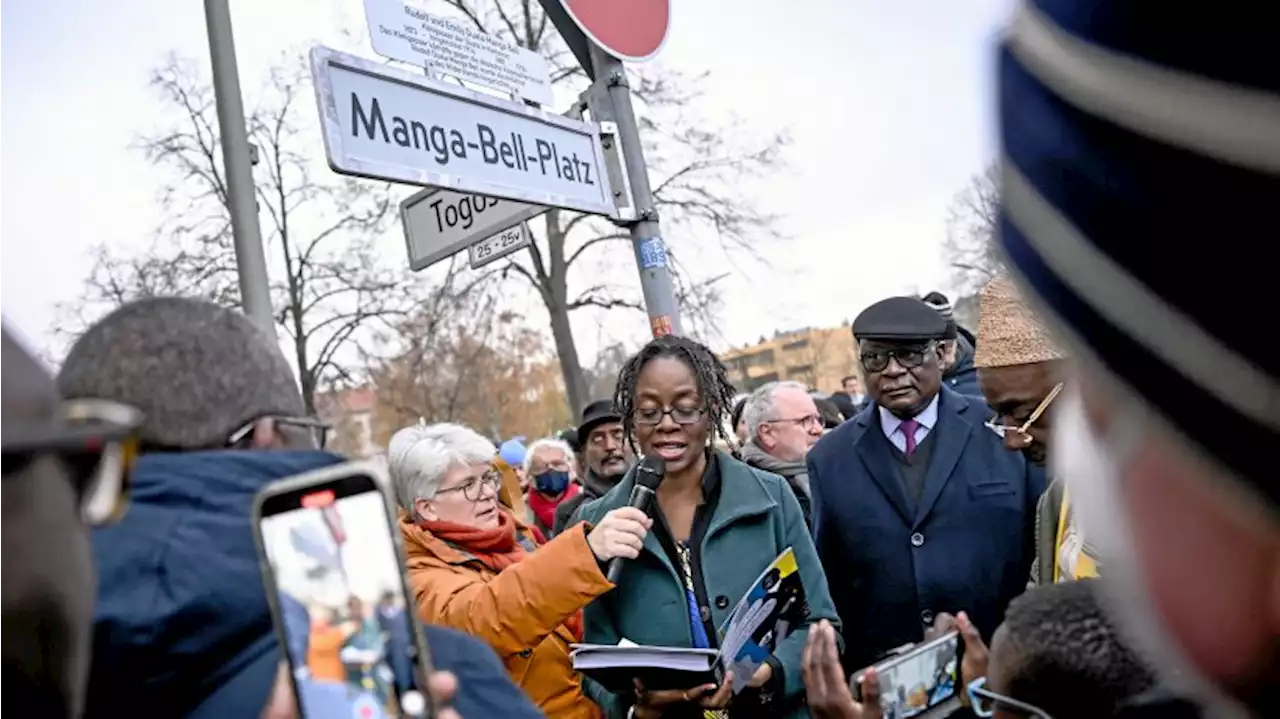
387, 423, 496, 510
523, 437, 578, 474
56, 297, 304, 450
743, 381, 809, 440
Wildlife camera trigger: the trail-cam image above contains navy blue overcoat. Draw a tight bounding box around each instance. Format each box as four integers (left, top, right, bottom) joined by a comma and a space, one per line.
807, 387, 1045, 670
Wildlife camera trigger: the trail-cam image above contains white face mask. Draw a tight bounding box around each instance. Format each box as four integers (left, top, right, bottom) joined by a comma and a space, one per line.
1051, 384, 1250, 717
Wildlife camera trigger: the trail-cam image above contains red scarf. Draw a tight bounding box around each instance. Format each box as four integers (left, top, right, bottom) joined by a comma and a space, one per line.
525, 483, 580, 532
418, 509, 582, 640
420, 511, 528, 572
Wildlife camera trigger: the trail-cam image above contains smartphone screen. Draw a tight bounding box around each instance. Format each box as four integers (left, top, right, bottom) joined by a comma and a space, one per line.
854, 632, 959, 718
255, 463, 433, 719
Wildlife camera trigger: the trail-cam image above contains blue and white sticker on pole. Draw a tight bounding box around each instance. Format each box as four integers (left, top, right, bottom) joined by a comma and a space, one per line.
637, 237, 668, 270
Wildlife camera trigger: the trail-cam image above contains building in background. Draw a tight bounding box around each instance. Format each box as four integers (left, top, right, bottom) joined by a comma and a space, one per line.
315, 384, 382, 460
721, 324, 857, 394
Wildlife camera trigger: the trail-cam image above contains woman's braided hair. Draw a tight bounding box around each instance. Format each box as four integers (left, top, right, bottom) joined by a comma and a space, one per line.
612, 335, 739, 454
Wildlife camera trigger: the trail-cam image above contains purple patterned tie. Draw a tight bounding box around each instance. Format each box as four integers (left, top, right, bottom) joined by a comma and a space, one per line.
899, 418, 920, 458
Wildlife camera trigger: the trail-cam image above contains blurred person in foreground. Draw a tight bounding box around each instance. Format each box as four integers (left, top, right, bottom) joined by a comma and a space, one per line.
921, 291, 982, 400
54, 299, 536, 718
577, 335, 839, 718
998, 3, 1279, 714
555, 399, 634, 536
808, 297, 1043, 671
389, 422, 651, 719
739, 381, 823, 529
0, 326, 468, 719
1, 326, 141, 718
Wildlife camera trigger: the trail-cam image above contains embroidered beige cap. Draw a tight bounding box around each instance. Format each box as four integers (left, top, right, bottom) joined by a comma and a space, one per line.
973, 274, 1067, 368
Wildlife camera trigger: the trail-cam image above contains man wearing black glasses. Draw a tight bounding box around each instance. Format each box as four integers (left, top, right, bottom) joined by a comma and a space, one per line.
807, 296, 1044, 673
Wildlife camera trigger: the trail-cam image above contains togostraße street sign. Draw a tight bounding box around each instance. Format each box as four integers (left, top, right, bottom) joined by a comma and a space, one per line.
551, 0, 671, 62
310, 46, 617, 218
400, 186, 543, 271
362, 0, 553, 107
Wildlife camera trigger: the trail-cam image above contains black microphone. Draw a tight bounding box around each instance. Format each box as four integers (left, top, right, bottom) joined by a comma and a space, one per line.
605, 455, 665, 584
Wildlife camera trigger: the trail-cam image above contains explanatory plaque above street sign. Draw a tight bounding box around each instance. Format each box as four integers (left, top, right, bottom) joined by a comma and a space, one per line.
310, 46, 617, 218
363, 0, 553, 107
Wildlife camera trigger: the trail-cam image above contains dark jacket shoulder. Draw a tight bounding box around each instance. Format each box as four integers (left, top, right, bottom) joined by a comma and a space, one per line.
553, 491, 587, 535
424, 625, 545, 718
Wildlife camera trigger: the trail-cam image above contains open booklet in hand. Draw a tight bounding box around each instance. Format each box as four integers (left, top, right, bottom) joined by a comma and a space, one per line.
571, 548, 808, 694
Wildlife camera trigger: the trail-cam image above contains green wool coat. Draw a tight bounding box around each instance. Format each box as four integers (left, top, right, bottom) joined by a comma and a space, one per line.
575, 451, 841, 718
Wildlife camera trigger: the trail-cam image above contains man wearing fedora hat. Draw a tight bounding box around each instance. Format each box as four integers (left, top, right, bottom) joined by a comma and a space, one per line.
973, 274, 1097, 587
553, 399, 634, 536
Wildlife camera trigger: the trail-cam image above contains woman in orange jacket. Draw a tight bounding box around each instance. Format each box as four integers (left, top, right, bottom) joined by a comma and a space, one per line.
306, 606, 355, 683
388, 422, 651, 719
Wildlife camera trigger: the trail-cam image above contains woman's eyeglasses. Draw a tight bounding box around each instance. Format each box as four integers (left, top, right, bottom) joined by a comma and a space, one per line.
986, 383, 1065, 442
632, 406, 706, 426
1, 398, 144, 526
435, 470, 502, 502
860, 343, 936, 373
967, 677, 1052, 718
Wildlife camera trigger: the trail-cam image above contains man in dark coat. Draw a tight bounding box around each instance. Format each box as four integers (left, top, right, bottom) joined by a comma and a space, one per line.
54, 298, 542, 719
554, 399, 634, 535
808, 296, 1044, 671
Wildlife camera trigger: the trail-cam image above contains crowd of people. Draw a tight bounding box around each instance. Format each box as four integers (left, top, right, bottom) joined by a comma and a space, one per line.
3, 3, 1277, 719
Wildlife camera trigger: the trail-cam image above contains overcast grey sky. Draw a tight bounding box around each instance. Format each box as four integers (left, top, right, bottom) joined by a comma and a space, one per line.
2, 0, 1012, 366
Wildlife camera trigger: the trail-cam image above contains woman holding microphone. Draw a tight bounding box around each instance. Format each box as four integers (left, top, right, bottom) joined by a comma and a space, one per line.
576, 336, 839, 718
388, 422, 651, 719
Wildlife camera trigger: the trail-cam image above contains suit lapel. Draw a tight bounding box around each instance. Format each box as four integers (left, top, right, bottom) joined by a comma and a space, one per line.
853, 414, 914, 525
913, 390, 974, 529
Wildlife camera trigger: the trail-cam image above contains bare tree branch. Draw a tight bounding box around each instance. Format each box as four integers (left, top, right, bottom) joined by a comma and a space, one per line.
943, 163, 1003, 302
421, 0, 788, 415
61, 53, 432, 413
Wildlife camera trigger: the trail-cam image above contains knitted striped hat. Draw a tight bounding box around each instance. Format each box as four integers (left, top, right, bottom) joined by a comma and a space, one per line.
921, 292, 959, 340
973, 274, 1066, 369
997, 2, 1280, 509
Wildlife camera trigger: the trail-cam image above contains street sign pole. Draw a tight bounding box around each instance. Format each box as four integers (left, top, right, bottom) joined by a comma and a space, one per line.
204, 0, 275, 339
588, 47, 682, 338
538, 0, 681, 338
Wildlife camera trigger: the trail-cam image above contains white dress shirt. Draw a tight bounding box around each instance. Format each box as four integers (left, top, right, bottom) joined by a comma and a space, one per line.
878, 393, 939, 453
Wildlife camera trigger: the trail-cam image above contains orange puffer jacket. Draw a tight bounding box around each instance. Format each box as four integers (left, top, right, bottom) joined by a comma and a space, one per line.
401, 513, 613, 719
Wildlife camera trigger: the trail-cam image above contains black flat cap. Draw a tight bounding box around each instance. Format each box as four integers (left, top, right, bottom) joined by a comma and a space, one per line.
852, 296, 948, 342
578, 399, 621, 437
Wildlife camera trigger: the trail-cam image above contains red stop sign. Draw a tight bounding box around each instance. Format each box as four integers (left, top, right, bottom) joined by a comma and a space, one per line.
557, 0, 671, 62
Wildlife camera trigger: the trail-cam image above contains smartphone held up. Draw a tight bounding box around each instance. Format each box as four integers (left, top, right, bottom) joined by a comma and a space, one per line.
254, 461, 435, 719
853, 632, 959, 718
